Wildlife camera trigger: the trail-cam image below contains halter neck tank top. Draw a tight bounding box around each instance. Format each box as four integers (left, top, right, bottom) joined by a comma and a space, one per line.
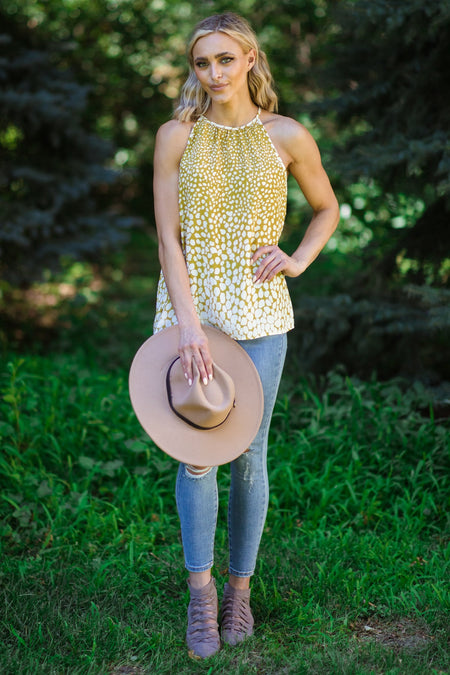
153, 109, 295, 339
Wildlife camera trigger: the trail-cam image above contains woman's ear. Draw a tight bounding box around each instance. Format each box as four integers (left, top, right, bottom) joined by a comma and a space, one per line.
247, 48, 256, 71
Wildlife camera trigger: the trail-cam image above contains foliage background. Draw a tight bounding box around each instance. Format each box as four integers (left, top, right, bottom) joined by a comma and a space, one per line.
1, 0, 449, 382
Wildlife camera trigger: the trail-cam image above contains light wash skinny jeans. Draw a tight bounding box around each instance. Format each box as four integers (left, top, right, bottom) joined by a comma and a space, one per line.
175, 332, 287, 577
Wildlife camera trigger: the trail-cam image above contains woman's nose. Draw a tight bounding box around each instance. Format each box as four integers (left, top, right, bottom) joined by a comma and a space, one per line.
210, 63, 222, 80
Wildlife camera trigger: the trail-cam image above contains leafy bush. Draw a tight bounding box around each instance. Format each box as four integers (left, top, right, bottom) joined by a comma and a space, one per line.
289, 285, 450, 381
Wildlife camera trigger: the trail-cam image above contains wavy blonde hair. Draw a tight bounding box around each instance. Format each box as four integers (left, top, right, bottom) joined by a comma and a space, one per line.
174, 13, 278, 122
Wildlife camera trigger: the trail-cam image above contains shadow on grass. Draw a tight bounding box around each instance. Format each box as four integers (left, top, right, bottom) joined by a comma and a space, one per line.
0, 227, 160, 372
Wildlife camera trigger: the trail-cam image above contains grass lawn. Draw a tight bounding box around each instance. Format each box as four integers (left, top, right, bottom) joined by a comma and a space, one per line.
0, 238, 449, 674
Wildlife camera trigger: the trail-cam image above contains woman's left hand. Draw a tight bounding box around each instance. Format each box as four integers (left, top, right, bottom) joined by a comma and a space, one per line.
251, 245, 305, 284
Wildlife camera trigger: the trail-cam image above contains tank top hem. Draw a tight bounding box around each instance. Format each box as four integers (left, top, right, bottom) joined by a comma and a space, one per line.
153, 315, 295, 340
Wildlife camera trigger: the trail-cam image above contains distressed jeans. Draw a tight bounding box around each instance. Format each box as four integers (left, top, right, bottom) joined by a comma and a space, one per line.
175, 332, 287, 577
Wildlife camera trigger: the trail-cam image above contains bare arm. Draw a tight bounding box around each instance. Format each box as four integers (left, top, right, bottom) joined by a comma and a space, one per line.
252, 118, 339, 282
153, 121, 213, 384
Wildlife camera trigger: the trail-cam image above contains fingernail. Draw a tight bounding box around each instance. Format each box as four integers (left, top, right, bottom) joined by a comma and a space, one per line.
188, 378, 192, 386
184, 372, 188, 380
203, 377, 208, 386
254, 281, 262, 288
209, 373, 213, 381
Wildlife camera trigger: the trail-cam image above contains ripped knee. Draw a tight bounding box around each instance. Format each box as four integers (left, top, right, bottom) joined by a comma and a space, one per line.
186, 464, 213, 477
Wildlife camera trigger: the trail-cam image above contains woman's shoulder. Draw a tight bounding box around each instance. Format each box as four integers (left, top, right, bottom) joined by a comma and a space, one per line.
156, 119, 195, 149
154, 120, 194, 168
260, 110, 319, 164
260, 110, 312, 143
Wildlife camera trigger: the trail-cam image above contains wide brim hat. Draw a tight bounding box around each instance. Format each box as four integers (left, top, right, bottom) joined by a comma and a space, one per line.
129, 325, 264, 466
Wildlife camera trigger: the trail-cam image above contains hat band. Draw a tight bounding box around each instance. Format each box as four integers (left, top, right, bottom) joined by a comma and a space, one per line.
166, 358, 235, 431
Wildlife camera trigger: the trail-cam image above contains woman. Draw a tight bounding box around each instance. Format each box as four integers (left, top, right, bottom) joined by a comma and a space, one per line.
153, 12, 339, 658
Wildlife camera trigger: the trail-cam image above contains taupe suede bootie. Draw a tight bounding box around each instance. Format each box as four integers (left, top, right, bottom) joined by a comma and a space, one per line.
220, 582, 254, 646
186, 578, 220, 659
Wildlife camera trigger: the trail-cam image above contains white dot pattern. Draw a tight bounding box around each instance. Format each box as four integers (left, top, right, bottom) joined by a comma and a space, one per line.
153, 112, 295, 339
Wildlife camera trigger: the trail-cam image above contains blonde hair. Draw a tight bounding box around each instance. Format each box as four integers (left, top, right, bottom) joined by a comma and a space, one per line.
174, 13, 278, 122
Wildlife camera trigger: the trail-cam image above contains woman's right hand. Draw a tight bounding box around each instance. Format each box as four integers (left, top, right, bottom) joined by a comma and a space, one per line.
178, 324, 214, 386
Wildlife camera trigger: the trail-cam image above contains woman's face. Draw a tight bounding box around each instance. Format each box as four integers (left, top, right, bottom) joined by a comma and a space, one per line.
192, 32, 255, 104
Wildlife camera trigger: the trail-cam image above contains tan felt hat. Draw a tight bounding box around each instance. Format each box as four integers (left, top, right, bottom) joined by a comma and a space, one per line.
128, 325, 264, 466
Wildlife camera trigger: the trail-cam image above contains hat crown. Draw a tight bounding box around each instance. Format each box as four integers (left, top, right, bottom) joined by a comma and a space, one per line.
167, 358, 235, 430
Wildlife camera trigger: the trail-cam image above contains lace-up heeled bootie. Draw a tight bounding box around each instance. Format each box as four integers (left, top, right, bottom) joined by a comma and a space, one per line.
186, 578, 220, 659
220, 582, 254, 646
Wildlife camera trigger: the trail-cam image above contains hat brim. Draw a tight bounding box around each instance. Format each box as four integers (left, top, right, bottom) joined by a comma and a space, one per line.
129, 325, 264, 465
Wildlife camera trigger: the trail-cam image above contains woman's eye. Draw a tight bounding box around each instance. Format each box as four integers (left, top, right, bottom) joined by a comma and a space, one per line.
195, 57, 233, 68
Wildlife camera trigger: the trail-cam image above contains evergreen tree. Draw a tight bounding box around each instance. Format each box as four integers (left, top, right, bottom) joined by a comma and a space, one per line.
316, 0, 450, 283
0, 16, 135, 284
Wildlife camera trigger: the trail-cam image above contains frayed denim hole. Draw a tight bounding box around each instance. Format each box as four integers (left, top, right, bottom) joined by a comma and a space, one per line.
185, 465, 213, 479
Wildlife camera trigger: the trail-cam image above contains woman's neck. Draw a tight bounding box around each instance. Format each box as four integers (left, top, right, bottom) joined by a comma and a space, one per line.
205, 99, 259, 128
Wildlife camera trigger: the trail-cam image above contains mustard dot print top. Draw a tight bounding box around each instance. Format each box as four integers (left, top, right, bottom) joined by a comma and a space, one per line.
153, 109, 295, 339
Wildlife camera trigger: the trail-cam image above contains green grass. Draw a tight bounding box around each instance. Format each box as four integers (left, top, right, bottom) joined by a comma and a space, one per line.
0, 233, 449, 673
1, 350, 449, 674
